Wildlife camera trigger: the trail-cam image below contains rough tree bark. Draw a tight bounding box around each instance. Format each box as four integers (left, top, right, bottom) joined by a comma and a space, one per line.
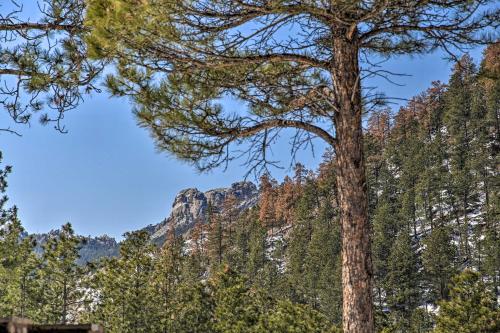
84, 2, 497, 332
332, 33, 374, 333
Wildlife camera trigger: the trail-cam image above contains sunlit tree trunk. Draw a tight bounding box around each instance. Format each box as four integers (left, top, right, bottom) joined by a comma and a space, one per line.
332, 34, 374, 333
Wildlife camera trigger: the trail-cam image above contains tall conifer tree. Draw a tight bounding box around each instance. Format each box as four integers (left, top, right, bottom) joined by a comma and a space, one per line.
38, 223, 84, 324
85, 2, 498, 329
87, 231, 157, 333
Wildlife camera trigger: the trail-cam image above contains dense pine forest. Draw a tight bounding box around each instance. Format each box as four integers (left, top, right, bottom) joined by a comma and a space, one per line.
1, 45, 498, 332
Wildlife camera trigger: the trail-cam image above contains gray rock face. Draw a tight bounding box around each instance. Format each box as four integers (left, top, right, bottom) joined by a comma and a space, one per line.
30, 181, 259, 263
149, 181, 258, 244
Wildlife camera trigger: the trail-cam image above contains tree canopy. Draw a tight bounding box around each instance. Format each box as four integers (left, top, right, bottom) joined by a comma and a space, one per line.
0, 0, 102, 134
84, 2, 498, 332
1, 1, 498, 332
84, 0, 498, 171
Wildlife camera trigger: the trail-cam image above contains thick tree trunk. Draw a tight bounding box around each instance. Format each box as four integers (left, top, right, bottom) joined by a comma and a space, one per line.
331, 36, 374, 333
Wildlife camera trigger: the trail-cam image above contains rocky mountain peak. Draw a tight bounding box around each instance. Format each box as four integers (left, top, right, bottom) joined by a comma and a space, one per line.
149, 181, 258, 243
29, 181, 260, 263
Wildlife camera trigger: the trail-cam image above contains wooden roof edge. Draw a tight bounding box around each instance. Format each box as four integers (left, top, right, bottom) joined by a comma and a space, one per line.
0, 317, 33, 324
0, 318, 103, 332
33, 323, 102, 331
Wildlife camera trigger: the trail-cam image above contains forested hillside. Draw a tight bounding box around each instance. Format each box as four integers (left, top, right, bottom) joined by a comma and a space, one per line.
0, 46, 498, 332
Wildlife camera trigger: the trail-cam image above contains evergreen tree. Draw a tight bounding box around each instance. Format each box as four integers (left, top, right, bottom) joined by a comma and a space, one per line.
287, 176, 318, 304
0, 154, 41, 320
153, 225, 185, 333
86, 1, 497, 330
0, 209, 40, 319
433, 270, 499, 333
0, 0, 102, 132
185, 217, 210, 281
211, 267, 266, 333
246, 214, 274, 293
372, 198, 399, 308
38, 223, 85, 324
275, 176, 297, 227
422, 226, 458, 303
167, 281, 215, 333
87, 231, 157, 333
258, 300, 337, 333
365, 110, 392, 218
474, 43, 500, 296
408, 308, 435, 333
444, 56, 481, 265
259, 174, 278, 235
221, 194, 239, 249
225, 209, 255, 274
384, 232, 421, 331
0, 152, 12, 217
210, 267, 338, 333
306, 199, 342, 323
207, 201, 227, 271
392, 102, 426, 233
411, 84, 448, 235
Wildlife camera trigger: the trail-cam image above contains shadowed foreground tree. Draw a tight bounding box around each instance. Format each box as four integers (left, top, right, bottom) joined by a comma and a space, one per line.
0, 0, 102, 134
85, 1, 498, 332
0, 153, 39, 319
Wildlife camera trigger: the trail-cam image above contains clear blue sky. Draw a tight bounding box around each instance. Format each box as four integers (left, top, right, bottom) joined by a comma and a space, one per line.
0, 4, 486, 238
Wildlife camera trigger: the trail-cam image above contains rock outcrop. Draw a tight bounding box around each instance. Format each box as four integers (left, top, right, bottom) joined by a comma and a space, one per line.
147, 181, 258, 244
30, 181, 259, 262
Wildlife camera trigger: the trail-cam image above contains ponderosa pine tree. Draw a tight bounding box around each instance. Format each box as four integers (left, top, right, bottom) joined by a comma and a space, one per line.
210, 267, 338, 333
315, 155, 343, 323
0, 205, 41, 319
372, 198, 399, 308
210, 267, 266, 333
38, 223, 84, 324
0, 152, 12, 218
207, 201, 227, 271
258, 174, 278, 235
364, 110, 392, 218
0, 0, 102, 133
384, 231, 421, 331
412, 83, 449, 235
240, 202, 282, 297
85, 2, 497, 331
87, 231, 157, 333
246, 214, 268, 287
0, 155, 41, 320
476, 44, 500, 297
167, 281, 215, 333
305, 191, 342, 322
221, 194, 239, 249
444, 56, 480, 265
275, 176, 296, 227
184, 219, 208, 282
389, 101, 429, 234
287, 175, 317, 302
153, 225, 185, 333
259, 300, 340, 333
422, 226, 458, 303
466, 44, 500, 296
433, 270, 500, 333
225, 209, 255, 274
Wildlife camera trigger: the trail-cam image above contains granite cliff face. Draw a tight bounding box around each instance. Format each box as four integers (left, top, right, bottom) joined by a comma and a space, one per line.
30, 181, 259, 262
147, 181, 258, 244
